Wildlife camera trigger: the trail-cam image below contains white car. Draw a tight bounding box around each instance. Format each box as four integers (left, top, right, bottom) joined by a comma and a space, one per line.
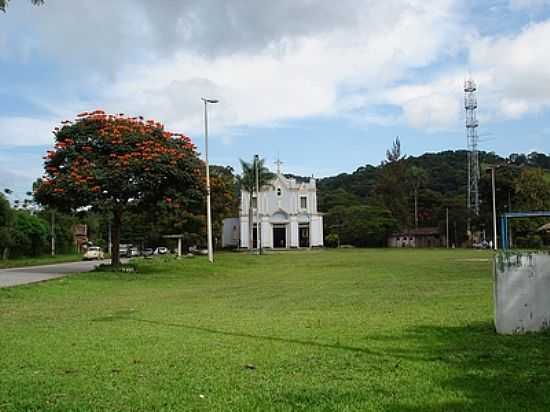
83, 246, 105, 260
154, 246, 169, 255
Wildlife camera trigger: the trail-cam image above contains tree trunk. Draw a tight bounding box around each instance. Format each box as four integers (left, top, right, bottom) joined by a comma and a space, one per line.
248, 192, 253, 250
2, 247, 8, 260
111, 209, 123, 267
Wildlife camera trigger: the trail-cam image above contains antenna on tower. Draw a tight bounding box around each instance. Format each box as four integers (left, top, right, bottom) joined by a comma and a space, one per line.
464, 76, 480, 216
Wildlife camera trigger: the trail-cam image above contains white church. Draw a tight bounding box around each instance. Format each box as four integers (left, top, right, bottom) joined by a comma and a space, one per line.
222, 162, 324, 249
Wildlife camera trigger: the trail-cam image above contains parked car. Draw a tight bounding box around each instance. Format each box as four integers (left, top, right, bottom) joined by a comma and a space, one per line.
83, 246, 104, 260
189, 245, 208, 255
154, 246, 169, 255
119, 244, 132, 257
142, 248, 154, 257
130, 247, 140, 257
473, 240, 490, 249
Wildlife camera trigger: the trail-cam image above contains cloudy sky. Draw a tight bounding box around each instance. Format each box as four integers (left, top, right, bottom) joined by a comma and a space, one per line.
1, 0, 550, 197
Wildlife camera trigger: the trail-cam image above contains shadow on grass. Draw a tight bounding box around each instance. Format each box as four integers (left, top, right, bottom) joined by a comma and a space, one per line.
128, 317, 380, 356
92, 314, 550, 411
378, 322, 550, 411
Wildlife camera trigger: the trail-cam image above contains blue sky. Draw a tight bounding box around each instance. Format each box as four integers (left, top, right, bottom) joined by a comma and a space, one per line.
1, 0, 550, 199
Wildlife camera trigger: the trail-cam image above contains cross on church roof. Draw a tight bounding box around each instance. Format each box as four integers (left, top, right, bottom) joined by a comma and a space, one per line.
274, 156, 283, 174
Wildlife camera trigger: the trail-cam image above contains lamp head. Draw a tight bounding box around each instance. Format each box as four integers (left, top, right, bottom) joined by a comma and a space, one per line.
202, 97, 219, 104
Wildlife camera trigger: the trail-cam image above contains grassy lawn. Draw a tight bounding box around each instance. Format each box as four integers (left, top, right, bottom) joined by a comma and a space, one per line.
0, 254, 82, 270
1, 249, 549, 411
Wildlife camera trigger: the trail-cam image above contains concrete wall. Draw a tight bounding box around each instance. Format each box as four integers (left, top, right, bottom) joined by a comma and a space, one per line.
222, 218, 240, 248
310, 215, 324, 247
494, 252, 550, 334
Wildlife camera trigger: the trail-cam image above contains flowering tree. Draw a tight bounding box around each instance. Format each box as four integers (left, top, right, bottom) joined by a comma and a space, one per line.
34, 111, 203, 266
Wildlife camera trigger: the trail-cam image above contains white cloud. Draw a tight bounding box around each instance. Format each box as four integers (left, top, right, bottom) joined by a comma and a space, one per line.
500, 98, 530, 118
469, 19, 550, 119
360, 17, 550, 130
43, 0, 462, 138
0, 0, 464, 145
2, 0, 550, 145
0, 117, 57, 146
509, 0, 550, 10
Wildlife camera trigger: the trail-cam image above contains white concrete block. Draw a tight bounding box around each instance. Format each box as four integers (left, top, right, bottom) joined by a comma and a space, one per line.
494, 252, 550, 334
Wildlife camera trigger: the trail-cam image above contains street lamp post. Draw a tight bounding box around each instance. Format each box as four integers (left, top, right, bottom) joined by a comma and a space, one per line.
254, 154, 261, 255
202, 97, 219, 263
51, 209, 56, 256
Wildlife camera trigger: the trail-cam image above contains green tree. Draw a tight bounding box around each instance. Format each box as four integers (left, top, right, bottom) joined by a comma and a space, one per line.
512, 168, 550, 247
407, 166, 428, 227
238, 158, 275, 250
12, 211, 49, 257
514, 168, 550, 211
318, 188, 362, 212
117, 164, 238, 253
0, 193, 15, 259
210, 165, 239, 248
325, 205, 398, 247
376, 137, 410, 228
34, 111, 203, 266
386, 136, 402, 163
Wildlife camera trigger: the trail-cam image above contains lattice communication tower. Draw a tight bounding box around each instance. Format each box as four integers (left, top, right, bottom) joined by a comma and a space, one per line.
464, 77, 480, 215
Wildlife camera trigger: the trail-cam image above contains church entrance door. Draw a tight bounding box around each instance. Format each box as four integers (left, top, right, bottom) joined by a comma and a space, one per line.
252, 225, 258, 249
273, 225, 286, 248
299, 224, 310, 248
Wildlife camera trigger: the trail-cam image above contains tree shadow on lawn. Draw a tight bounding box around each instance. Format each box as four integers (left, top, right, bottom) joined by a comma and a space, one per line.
94, 314, 550, 411
377, 322, 550, 411
123, 317, 381, 356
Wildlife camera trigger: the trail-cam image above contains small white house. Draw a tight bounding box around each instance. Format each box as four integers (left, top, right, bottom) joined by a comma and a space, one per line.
222, 170, 323, 249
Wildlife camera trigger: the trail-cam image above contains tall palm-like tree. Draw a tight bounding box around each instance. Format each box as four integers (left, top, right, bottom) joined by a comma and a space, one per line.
238, 158, 275, 250
1, 0, 43, 12
408, 166, 428, 228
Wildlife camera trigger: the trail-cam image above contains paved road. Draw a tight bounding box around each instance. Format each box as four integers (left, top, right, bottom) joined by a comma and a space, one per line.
0, 260, 110, 288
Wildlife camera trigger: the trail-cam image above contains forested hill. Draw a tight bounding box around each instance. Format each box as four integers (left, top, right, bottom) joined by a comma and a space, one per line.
318, 150, 550, 211
316, 148, 550, 248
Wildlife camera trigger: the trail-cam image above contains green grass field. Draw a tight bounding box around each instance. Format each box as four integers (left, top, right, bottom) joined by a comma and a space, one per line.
1, 249, 549, 411
0, 254, 81, 269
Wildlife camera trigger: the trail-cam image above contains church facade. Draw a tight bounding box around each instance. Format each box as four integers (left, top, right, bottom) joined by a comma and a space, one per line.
222, 172, 324, 249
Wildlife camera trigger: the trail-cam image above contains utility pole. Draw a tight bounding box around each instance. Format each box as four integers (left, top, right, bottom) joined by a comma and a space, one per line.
255, 154, 261, 255
446, 208, 449, 248
508, 191, 514, 249
490, 167, 498, 250
50, 209, 56, 256
414, 188, 419, 228
454, 221, 457, 248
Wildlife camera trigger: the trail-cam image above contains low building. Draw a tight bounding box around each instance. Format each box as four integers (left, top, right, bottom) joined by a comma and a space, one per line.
73, 224, 88, 252
388, 227, 446, 248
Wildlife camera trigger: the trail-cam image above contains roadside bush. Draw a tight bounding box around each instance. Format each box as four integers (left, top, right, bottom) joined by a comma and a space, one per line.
10, 211, 49, 257
325, 233, 340, 248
